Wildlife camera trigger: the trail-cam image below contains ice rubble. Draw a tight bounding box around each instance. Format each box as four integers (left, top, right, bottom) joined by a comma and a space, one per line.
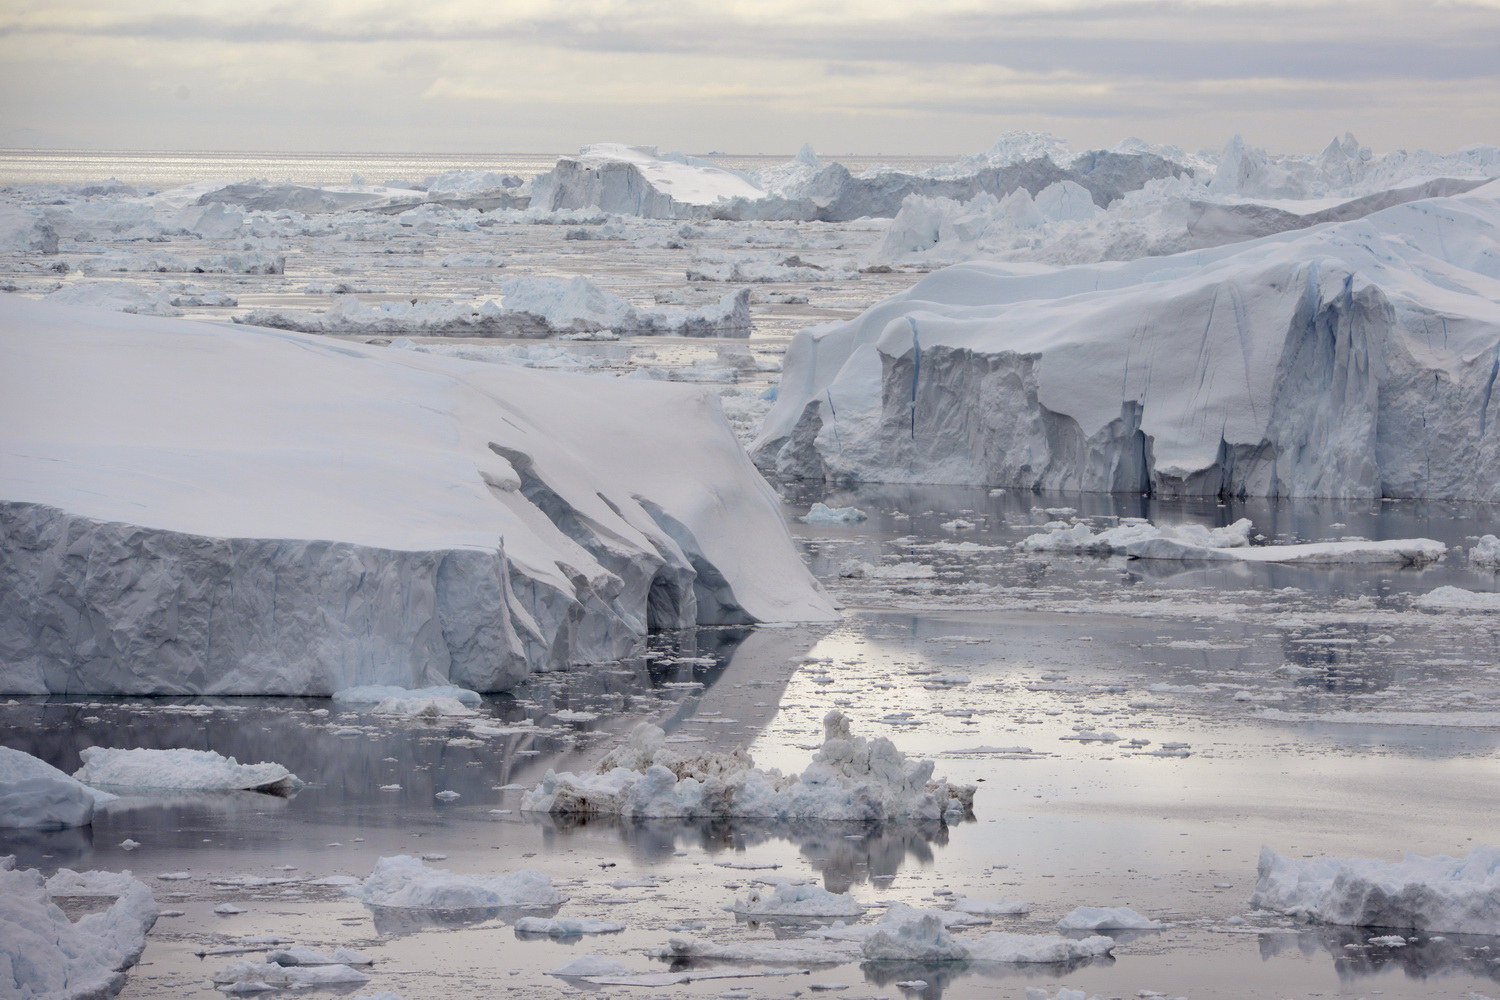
1021, 517, 1445, 566
1250, 846, 1500, 934
345, 855, 565, 910
754, 181, 1500, 501
0, 857, 159, 1000
72, 748, 300, 793
240, 277, 752, 338
521, 710, 975, 822
0, 747, 117, 829
0, 296, 833, 696
727, 880, 866, 918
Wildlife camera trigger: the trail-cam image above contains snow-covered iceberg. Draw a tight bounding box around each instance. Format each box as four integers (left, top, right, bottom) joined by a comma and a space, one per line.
754, 181, 1500, 501
522, 710, 975, 823
530, 144, 768, 219
0, 296, 835, 696
71, 747, 299, 794
0, 747, 117, 829
346, 855, 564, 910
0, 858, 159, 1000
1250, 846, 1500, 934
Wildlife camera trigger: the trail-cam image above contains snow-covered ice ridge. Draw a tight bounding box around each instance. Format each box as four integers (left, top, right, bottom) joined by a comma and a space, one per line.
755, 181, 1500, 501
522, 709, 975, 822
1251, 846, 1500, 935
0, 296, 835, 695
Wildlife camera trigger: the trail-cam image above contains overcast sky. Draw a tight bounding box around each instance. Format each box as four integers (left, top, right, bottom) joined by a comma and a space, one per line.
2, 0, 1497, 156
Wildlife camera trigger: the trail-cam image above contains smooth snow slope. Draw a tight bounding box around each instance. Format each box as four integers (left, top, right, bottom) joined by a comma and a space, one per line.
754, 181, 1500, 500
0, 296, 834, 696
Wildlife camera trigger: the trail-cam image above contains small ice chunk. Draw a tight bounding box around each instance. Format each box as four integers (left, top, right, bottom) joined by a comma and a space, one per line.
345, 855, 565, 909
1055, 905, 1168, 931
800, 503, 868, 525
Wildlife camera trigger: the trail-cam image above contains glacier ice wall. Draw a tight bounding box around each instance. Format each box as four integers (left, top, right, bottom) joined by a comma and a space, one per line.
0, 297, 835, 696
753, 182, 1500, 501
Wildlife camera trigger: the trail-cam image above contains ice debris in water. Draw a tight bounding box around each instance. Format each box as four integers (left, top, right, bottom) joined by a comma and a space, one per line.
521, 710, 976, 822
728, 879, 865, 917
548, 955, 630, 977
1021, 518, 1251, 554
798, 502, 869, 525
70, 747, 299, 794
210, 960, 370, 988
266, 946, 373, 966
345, 855, 565, 910
1250, 845, 1500, 934
0, 746, 118, 830
1024, 989, 1107, 1000
0, 858, 160, 1000
1471, 534, 1500, 567
848, 907, 1115, 963
1055, 905, 1169, 931
951, 896, 1031, 916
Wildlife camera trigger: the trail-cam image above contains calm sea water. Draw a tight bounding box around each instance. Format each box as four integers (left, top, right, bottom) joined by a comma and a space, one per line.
0, 149, 958, 188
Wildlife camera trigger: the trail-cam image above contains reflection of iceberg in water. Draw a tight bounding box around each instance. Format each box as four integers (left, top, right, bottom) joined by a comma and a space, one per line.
0, 822, 93, 869
532, 813, 965, 892
1259, 927, 1500, 984
860, 956, 1110, 1000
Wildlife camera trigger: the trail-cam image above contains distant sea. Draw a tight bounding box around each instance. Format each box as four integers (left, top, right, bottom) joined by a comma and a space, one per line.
0, 149, 958, 188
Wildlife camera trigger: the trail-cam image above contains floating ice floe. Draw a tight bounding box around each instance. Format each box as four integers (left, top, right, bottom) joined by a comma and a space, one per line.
0, 747, 118, 829
951, 896, 1031, 916
264, 946, 373, 966
799, 503, 868, 525
1250, 845, 1500, 934
345, 855, 565, 910
1413, 586, 1500, 611
0, 296, 833, 696
210, 960, 370, 989
1020, 517, 1443, 566
0, 857, 159, 1000
1055, 905, 1169, 931
548, 954, 630, 977
1471, 534, 1500, 568
71, 747, 300, 794
521, 710, 975, 823
728, 880, 865, 918
846, 908, 1115, 963
753, 182, 1500, 501
514, 916, 626, 936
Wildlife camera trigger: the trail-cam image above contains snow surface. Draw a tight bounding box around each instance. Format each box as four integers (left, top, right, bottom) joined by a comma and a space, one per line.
0, 857, 159, 1000
345, 855, 565, 910
754, 181, 1500, 500
71, 747, 299, 794
0, 296, 833, 695
1251, 846, 1500, 934
522, 710, 975, 822
0, 747, 117, 829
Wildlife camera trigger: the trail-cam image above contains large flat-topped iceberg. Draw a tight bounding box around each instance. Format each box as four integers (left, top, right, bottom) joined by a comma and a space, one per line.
530, 144, 767, 218
753, 182, 1500, 501
0, 295, 835, 696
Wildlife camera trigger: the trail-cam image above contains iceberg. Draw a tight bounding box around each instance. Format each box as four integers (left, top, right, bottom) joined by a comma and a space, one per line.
530, 144, 768, 219
0, 296, 834, 696
346, 855, 564, 910
1250, 846, 1500, 934
753, 182, 1500, 501
0, 858, 159, 1000
0, 747, 118, 829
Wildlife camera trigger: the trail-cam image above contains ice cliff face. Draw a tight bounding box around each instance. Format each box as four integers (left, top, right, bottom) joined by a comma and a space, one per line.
0, 296, 835, 696
753, 182, 1500, 501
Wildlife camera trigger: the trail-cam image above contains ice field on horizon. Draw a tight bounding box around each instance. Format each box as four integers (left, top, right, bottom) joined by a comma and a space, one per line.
2, 132, 1500, 1000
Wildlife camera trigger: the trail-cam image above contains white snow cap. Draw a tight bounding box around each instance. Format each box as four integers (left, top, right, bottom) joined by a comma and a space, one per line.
1250, 845, 1500, 934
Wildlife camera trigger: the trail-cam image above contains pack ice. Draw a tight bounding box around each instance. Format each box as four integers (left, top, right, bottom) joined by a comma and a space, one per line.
0, 857, 159, 1000
1250, 845, 1500, 934
0, 296, 835, 696
755, 182, 1500, 500
522, 710, 976, 822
